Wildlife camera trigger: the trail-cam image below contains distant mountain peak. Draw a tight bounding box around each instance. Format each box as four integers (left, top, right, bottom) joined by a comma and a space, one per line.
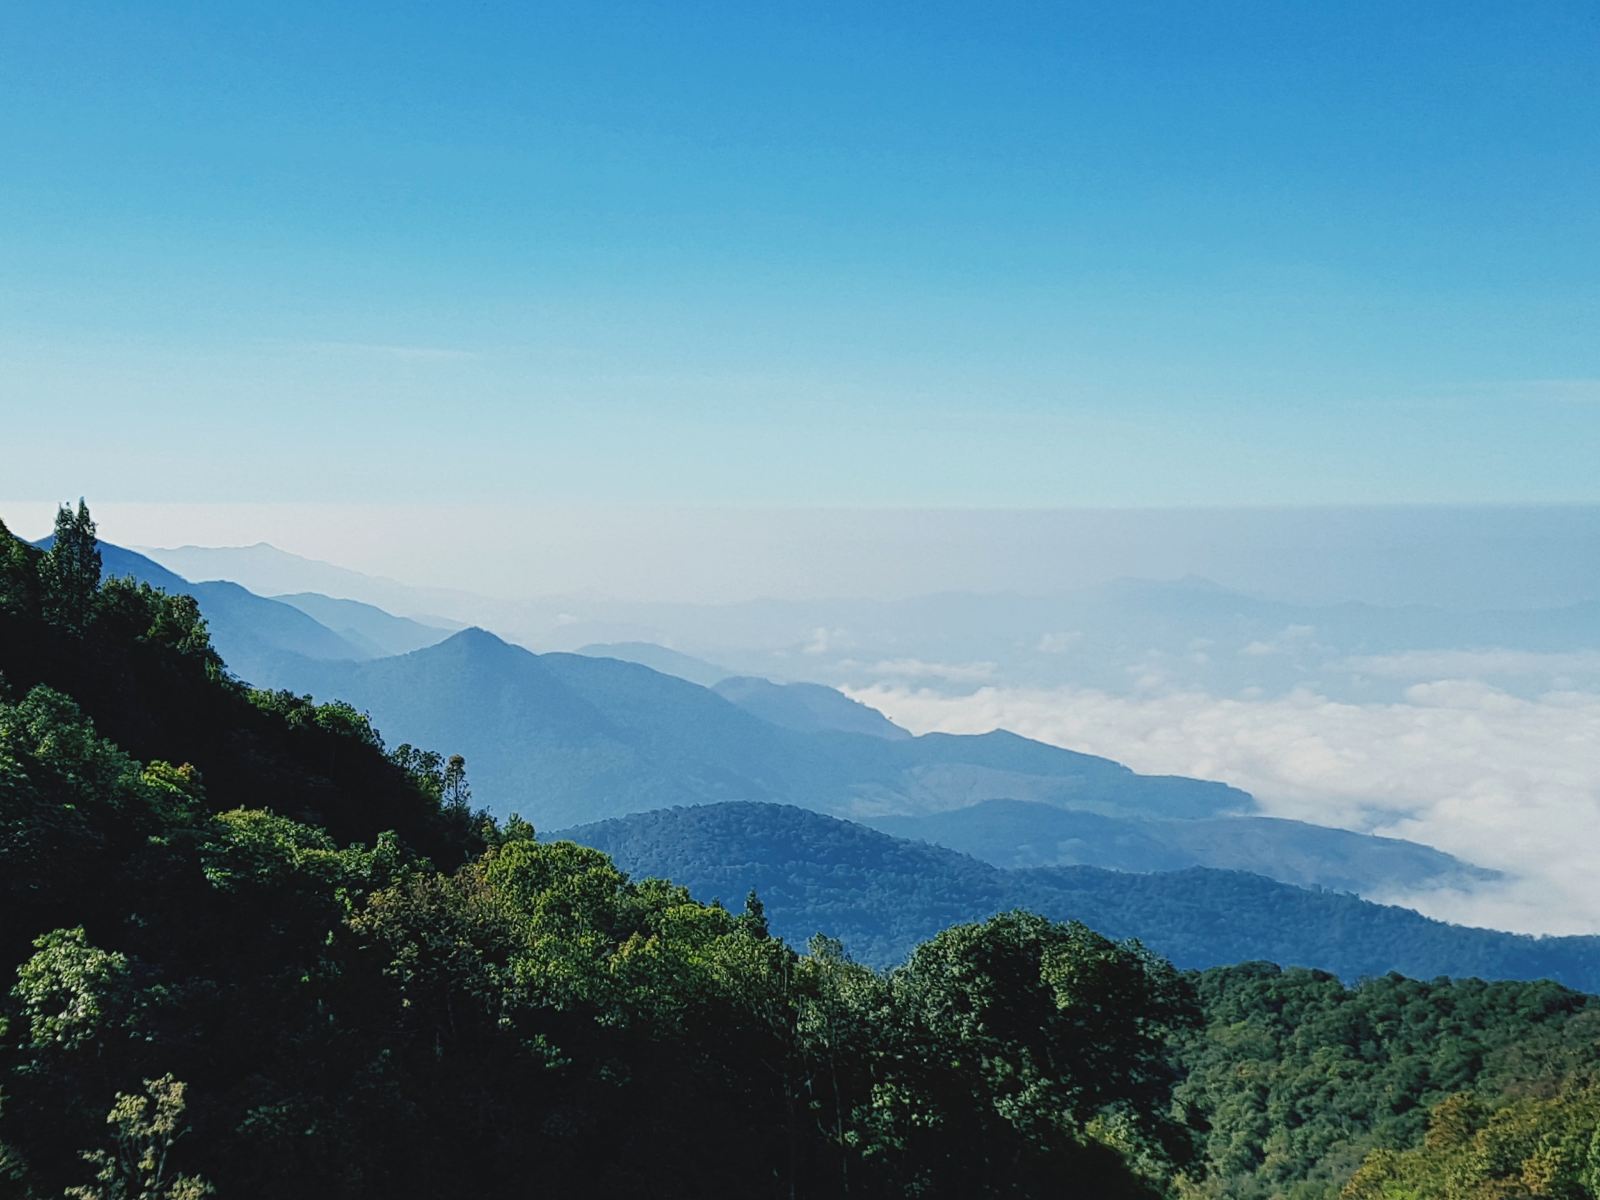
447, 625, 510, 649
145, 539, 302, 557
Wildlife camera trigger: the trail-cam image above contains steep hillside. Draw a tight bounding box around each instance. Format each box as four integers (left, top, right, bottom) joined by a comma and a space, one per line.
39, 537, 372, 678
558, 802, 1600, 986
576, 641, 732, 686
713, 675, 913, 739
271, 627, 1252, 829
1, 537, 480, 869
275, 591, 454, 656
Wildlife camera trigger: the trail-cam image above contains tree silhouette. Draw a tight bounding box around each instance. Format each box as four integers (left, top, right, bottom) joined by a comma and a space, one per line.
42, 499, 101, 630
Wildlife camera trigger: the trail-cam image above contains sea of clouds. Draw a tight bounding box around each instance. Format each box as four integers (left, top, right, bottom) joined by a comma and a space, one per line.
847, 678, 1600, 937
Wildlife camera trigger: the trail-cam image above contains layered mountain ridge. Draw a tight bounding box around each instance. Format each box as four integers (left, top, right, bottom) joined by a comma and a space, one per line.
53, 536, 1506, 903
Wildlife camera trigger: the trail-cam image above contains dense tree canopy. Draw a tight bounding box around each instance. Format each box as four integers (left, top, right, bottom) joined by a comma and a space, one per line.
39, 501, 100, 631
1171, 963, 1600, 1199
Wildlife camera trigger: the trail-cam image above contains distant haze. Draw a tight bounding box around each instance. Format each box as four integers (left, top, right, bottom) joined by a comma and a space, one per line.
6, 501, 1599, 609
7, 497, 1599, 936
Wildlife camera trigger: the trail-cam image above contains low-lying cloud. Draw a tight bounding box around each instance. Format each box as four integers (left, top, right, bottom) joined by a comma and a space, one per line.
845, 679, 1600, 937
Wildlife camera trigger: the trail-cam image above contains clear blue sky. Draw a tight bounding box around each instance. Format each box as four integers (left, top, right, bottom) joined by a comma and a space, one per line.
3, 0, 1597, 508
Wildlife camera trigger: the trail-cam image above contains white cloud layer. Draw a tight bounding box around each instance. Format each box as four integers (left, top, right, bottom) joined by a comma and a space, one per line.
845, 679, 1600, 937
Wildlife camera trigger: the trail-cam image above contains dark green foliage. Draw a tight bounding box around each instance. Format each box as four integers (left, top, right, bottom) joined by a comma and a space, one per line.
0, 693, 1191, 1197
1171, 963, 1600, 1199
93, 578, 223, 676
442, 752, 470, 811
0, 519, 43, 618
0, 519, 480, 870
40, 501, 100, 630
878, 914, 1199, 1196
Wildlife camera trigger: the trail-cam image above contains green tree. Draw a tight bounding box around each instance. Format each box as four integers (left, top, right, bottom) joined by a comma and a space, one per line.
824, 911, 1197, 1198
390, 743, 445, 801
0, 1016, 25, 1187
65, 1075, 213, 1200
1583, 1126, 1600, 1197
0, 517, 43, 617
442, 753, 471, 811
896, 911, 1195, 1142
741, 888, 770, 938
12, 927, 132, 1052
41, 499, 101, 630
93, 578, 220, 674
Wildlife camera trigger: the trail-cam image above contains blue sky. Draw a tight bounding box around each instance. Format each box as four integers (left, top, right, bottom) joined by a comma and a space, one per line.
3, 0, 1597, 508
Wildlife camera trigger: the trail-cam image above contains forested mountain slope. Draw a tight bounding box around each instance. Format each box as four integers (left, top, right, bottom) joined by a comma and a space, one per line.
1174, 963, 1600, 1199
559, 801, 1600, 986
37, 536, 373, 677
4, 564, 474, 865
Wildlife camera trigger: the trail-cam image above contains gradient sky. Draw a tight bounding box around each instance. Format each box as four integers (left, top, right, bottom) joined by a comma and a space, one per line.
4, 1, 1597, 509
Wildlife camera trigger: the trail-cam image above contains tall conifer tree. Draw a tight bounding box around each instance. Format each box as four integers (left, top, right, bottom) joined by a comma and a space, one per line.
43, 499, 101, 629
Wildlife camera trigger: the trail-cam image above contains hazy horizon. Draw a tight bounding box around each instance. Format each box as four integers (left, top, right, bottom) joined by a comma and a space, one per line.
6, 499, 1599, 610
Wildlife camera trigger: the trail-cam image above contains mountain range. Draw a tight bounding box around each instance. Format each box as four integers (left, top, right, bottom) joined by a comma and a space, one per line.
267, 625, 1248, 830
43, 537, 377, 679
137, 541, 1600, 704
61, 536, 1509, 905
